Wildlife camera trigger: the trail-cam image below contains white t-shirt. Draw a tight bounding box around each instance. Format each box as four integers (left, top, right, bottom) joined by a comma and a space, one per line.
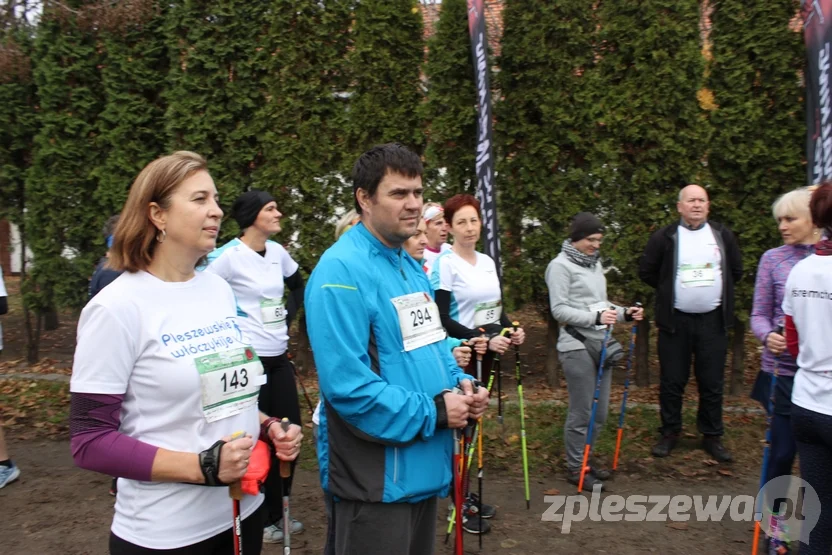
432, 249, 503, 330
0, 265, 6, 352
71, 270, 264, 549
674, 223, 724, 313
423, 243, 451, 275
205, 239, 299, 357
782, 254, 832, 416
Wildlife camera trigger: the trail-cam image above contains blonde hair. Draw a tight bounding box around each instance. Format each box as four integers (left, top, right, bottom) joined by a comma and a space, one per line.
335, 209, 359, 240
772, 188, 812, 221
109, 151, 208, 272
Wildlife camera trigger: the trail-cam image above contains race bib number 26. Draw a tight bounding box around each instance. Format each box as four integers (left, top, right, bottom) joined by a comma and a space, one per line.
390, 292, 446, 352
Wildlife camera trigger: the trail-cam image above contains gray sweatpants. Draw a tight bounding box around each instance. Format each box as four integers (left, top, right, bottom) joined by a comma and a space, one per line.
324, 496, 438, 555
560, 348, 613, 471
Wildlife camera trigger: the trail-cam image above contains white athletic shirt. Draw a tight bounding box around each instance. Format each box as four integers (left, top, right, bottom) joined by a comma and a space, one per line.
423, 243, 451, 275
782, 254, 832, 416
0, 265, 6, 352
205, 239, 299, 357
674, 223, 724, 313
431, 249, 502, 330
71, 270, 264, 549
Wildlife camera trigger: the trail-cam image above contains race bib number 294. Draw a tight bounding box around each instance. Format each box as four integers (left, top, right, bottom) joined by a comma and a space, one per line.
390, 292, 446, 352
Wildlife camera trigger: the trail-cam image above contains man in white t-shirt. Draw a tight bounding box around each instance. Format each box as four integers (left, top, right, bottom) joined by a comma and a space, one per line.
639, 185, 743, 462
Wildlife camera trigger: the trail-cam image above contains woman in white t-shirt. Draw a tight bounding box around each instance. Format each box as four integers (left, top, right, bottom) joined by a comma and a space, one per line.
70, 151, 302, 554
204, 189, 306, 543
431, 194, 525, 365
782, 182, 832, 555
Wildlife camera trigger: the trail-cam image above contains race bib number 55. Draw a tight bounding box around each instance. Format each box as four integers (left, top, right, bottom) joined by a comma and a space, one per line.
390, 292, 446, 352
197, 346, 265, 423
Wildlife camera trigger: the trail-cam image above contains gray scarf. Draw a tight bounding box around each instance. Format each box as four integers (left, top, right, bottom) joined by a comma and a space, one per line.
562, 239, 599, 268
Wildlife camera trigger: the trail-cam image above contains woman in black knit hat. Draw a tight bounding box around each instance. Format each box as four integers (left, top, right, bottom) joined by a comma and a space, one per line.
544, 212, 643, 491
203, 189, 306, 544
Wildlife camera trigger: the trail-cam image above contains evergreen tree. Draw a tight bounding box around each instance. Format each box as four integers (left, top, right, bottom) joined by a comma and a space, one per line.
93, 0, 169, 222
495, 0, 599, 307
592, 0, 705, 383
0, 29, 35, 225
252, 0, 353, 275
164, 0, 269, 241
25, 3, 105, 313
705, 0, 804, 393
422, 0, 477, 199
346, 0, 425, 157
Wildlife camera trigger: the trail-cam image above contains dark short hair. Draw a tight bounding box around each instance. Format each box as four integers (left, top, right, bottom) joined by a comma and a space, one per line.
351, 143, 423, 214
102, 214, 120, 241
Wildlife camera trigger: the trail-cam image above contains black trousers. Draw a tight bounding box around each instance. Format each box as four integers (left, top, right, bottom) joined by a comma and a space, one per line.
258, 353, 301, 526
657, 308, 727, 437
110, 504, 265, 554
324, 497, 438, 555
792, 404, 832, 555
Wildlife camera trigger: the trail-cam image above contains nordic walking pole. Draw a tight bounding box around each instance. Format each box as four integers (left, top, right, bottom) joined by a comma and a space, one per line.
578, 313, 614, 493
228, 431, 246, 555
454, 429, 465, 554
493, 327, 511, 439
279, 418, 292, 555
475, 328, 486, 546
613, 302, 641, 470
752, 326, 783, 555
289, 360, 315, 418
512, 321, 531, 509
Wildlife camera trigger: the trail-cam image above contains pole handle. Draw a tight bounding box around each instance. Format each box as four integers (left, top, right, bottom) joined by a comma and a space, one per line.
228, 430, 246, 500
279, 418, 292, 478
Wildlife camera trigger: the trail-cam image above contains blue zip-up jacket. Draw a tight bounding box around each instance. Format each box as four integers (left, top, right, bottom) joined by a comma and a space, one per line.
305, 223, 471, 504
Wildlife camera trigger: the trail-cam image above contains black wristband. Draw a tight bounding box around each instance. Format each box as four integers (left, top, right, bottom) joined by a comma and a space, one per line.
624, 309, 634, 322
198, 439, 227, 487
434, 392, 450, 430
595, 311, 603, 326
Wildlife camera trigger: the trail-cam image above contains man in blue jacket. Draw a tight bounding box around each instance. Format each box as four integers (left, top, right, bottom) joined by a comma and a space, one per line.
306, 143, 489, 555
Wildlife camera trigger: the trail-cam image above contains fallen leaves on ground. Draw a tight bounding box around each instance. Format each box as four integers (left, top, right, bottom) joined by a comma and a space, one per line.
0, 379, 70, 438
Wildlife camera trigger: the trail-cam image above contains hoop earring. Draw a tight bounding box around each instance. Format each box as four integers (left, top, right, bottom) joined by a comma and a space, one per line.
157, 229, 166, 243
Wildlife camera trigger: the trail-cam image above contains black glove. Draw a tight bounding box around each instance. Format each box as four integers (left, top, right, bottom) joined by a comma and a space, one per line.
198, 439, 227, 486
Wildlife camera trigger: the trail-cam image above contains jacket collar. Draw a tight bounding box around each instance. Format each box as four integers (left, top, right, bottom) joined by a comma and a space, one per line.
355, 221, 403, 262
679, 218, 708, 231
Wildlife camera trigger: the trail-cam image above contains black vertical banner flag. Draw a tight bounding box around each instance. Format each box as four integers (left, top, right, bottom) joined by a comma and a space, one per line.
804, 0, 832, 185
467, 0, 501, 278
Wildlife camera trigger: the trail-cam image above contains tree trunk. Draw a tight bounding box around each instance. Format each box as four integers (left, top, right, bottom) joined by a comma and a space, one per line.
295, 312, 316, 376
545, 311, 561, 388
730, 317, 746, 396
19, 222, 40, 364
635, 318, 651, 387
44, 306, 59, 331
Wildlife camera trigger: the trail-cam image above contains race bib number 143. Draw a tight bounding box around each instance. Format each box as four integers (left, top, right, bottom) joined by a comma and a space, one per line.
196, 346, 265, 423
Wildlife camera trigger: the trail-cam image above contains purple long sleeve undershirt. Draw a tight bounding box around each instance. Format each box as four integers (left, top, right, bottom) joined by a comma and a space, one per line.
750, 243, 813, 376
69, 392, 159, 481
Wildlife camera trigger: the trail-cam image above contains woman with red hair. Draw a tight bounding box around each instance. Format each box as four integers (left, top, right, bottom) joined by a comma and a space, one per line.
429, 194, 525, 535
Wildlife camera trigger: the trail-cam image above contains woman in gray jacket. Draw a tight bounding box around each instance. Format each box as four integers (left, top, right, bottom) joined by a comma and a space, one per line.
545, 213, 643, 490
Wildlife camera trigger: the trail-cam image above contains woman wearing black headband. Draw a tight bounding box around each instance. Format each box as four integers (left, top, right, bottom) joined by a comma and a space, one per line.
204, 189, 306, 544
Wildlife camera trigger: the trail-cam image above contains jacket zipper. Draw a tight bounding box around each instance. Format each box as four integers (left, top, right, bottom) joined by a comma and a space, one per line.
393, 447, 399, 483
